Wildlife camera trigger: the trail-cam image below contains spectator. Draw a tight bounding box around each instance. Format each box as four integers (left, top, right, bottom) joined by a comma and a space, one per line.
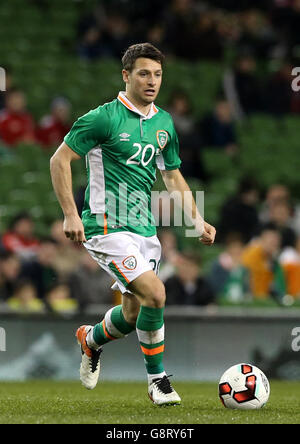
192, 11, 225, 61
235, 9, 277, 59
279, 236, 300, 298
223, 53, 264, 120
146, 24, 170, 57
168, 90, 208, 181
268, 200, 296, 249
0, 250, 23, 301
200, 98, 238, 156
76, 3, 106, 41
265, 60, 293, 115
168, 90, 197, 139
282, 0, 300, 49
6, 279, 45, 313
217, 177, 260, 243
20, 238, 59, 300
2, 212, 40, 260
0, 88, 35, 147
259, 184, 290, 224
121, 0, 168, 29
36, 97, 72, 148
68, 250, 114, 309
104, 13, 133, 59
208, 235, 250, 302
164, 0, 199, 60
77, 27, 110, 60
259, 184, 300, 236
242, 223, 286, 300
165, 251, 215, 305
46, 283, 78, 314
0, 250, 43, 312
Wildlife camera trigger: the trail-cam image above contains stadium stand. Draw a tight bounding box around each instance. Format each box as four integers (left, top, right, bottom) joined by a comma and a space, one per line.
1, 0, 300, 307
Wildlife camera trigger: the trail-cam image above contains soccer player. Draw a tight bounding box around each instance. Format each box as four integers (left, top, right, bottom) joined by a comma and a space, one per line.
50, 43, 216, 406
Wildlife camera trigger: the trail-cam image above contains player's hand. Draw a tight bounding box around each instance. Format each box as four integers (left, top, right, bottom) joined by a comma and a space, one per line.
199, 221, 216, 246
63, 214, 87, 243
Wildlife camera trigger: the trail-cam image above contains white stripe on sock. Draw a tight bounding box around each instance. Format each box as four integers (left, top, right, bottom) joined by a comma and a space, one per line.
136, 325, 164, 345
104, 307, 125, 339
86, 327, 100, 350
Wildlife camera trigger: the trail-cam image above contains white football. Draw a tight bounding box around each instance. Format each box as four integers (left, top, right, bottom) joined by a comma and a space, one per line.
219, 363, 270, 409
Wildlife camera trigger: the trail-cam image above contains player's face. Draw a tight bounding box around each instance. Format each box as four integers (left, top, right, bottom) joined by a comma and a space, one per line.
123, 57, 162, 105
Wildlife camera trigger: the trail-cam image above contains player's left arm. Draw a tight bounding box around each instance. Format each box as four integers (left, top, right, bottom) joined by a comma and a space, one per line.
160, 168, 216, 246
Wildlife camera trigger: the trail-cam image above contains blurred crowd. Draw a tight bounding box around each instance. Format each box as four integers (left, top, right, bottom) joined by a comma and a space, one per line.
0, 57, 299, 183
0, 214, 114, 314
0, 79, 298, 185
155, 180, 300, 307
75, 0, 300, 63
0, 84, 72, 150
1, 180, 300, 315
1, 0, 300, 312
2, 2, 300, 152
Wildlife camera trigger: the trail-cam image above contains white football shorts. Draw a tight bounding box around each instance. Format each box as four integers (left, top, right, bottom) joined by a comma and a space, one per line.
83, 231, 161, 294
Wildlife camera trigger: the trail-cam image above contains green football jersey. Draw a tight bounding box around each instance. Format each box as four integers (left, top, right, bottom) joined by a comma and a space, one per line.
64, 91, 181, 239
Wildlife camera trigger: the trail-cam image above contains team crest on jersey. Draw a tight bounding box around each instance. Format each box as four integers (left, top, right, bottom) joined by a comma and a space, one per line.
156, 130, 168, 150
122, 255, 137, 270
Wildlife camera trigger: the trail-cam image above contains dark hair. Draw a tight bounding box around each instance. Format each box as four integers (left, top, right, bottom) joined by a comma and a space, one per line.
122, 42, 165, 72
39, 236, 58, 245
168, 89, 192, 110
180, 250, 202, 266
259, 222, 280, 235
0, 249, 17, 261
9, 211, 33, 229
238, 176, 259, 195
5, 87, 24, 97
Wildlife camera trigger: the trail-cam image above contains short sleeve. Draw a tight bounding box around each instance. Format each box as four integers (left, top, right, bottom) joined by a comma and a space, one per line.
156, 120, 181, 171
64, 106, 110, 157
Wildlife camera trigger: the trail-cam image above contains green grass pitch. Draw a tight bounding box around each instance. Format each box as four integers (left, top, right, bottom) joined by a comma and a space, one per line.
0, 380, 299, 424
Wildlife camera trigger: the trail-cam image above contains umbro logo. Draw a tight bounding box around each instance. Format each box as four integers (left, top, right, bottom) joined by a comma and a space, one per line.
119, 133, 131, 141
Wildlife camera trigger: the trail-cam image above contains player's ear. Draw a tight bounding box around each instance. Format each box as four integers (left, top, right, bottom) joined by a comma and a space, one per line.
122, 69, 130, 84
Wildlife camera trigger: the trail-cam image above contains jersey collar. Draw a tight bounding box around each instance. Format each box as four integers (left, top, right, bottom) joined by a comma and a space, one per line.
117, 91, 158, 119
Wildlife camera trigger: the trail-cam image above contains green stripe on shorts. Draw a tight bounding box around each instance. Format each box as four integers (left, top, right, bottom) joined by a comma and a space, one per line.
108, 261, 130, 287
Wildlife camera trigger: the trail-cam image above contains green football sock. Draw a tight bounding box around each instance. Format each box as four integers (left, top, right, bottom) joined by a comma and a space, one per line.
92, 305, 135, 346
136, 305, 165, 376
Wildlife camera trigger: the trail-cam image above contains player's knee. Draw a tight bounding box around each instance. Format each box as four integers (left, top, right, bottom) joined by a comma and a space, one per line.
148, 281, 166, 308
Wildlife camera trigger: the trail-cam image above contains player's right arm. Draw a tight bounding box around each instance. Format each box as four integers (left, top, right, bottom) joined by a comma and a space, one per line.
50, 105, 111, 241
50, 141, 86, 242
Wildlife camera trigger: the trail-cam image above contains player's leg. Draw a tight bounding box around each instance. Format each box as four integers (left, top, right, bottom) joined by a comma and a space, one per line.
87, 293, 137, 348
121, 291, 141, 326
76, 292, 138, 390
76, 233, 142, 390
127, 270, 181, 406
76, 231, 179, 402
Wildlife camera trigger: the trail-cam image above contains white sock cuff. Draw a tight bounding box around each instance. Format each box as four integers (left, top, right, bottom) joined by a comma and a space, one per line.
86, 327, 100, 350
